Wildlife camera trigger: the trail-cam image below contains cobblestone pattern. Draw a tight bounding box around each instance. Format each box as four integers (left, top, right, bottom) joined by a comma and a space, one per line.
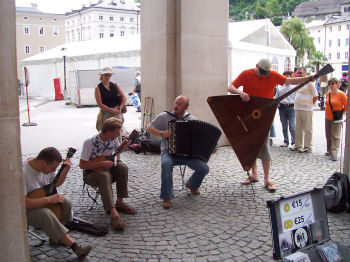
27, 143, 350, 261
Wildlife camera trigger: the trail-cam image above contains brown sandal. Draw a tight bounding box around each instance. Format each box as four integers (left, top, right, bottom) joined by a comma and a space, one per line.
115, 202, 137, 214
264, 181, 276, 192
242, 176, 259, 185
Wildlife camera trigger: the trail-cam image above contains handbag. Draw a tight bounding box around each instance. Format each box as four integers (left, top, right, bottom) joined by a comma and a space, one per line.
329, 93, 343, 121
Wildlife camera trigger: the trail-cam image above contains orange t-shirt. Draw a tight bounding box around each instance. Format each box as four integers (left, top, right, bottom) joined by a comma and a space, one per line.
232, 69, 287, 99
325, 91, 347, 120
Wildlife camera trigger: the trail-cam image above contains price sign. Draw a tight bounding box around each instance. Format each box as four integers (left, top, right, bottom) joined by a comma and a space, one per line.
279, 193, 315, 232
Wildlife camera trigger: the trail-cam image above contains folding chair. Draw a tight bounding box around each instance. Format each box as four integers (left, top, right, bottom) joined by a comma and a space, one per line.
142, 97, 153, 130
81, 182, 100, 210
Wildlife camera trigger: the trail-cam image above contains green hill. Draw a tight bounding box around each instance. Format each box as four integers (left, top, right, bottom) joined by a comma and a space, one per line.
229, 0, 307, 25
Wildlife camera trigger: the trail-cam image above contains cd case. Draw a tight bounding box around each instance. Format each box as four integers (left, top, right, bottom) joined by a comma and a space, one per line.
267, 188, 350, 261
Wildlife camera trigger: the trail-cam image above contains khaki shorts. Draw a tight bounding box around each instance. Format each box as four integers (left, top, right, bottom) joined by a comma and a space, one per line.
257, 136, 271, 161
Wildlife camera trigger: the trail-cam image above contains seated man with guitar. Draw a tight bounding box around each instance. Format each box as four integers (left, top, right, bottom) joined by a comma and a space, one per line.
24, 147, 92, 259
147, 95, 210, 209
79, 117, 136, 230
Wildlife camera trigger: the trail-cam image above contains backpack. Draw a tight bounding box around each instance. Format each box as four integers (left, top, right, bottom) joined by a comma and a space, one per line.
340, 78, 348, 92
323, 172, 350, 213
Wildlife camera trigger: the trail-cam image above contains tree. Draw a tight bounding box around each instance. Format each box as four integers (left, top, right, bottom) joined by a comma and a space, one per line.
280, 17, 315, 65
307, 51, 328, 73
266, 0, 280, 17
254, 2, 268, 19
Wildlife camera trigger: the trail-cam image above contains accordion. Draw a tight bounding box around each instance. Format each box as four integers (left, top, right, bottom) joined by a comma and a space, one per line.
168, 120, 222, 162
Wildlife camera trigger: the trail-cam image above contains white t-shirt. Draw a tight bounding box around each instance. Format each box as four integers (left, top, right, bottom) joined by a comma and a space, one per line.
294, 82, 318, 111
23, 160, 55, 195
80, 134, 121, 161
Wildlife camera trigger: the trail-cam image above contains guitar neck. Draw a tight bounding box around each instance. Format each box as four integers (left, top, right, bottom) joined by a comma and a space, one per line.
51, 164, 67, 185
274, 78, 313, 105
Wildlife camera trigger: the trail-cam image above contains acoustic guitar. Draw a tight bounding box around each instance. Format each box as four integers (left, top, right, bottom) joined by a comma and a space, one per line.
89, 129, 139, 172
207, 64, 334, 171
27, 147, 76, 220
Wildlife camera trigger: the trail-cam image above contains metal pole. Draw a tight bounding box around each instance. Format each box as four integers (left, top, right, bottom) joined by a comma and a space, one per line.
63, 55, 67, 91
343, 27, 350, 177
22, 67, 37, 126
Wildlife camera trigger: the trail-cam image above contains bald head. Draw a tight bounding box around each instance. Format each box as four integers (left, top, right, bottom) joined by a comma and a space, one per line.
173, 95, 189, 117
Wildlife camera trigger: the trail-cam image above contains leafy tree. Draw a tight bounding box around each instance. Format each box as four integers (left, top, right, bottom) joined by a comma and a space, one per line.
266, 0, 280, 16
280, 17, 315, 65
271, 16, 283, 26
254, 2, 268, 19
307, 51, 328, 72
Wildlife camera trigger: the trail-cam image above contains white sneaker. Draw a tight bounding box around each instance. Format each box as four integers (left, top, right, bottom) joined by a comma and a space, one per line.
290, 145, 301, 151
280, 142, 288, 147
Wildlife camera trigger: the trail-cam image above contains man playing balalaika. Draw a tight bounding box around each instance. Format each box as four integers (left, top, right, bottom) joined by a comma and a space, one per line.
24, 147, 92, 259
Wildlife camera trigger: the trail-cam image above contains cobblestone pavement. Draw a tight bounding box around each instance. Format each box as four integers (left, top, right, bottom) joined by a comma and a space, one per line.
27, 142, 350, 262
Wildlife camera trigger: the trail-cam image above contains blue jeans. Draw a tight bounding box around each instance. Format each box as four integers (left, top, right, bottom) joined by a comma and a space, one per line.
160, 151, 209, 200
278, 106, 295, 145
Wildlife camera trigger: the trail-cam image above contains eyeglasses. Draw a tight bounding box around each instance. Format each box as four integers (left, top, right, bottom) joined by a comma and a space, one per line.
104, 74, 112, 77
328, 82, 337, 85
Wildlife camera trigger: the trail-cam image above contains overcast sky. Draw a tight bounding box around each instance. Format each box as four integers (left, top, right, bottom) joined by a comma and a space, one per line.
15, 0, 99, 14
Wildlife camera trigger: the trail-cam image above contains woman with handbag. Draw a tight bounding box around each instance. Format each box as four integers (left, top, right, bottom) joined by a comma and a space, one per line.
325, 77, 347, 161
95, 67, 127, 132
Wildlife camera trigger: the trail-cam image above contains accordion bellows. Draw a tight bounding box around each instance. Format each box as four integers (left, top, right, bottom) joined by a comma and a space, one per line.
168, 120, 222, 162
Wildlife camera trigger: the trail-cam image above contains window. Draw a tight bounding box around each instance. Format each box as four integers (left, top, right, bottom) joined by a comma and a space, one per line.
345, 7, 348, 12
53, 18, 57, 22
39, 17, 43, 20
284, 57, 291, 71
329, 40, 332, 47
329, 26, 332, 32
347, 24, 350, 30
318, 37, 321, 44
39, 26, 44, 35
337, 52, 341, 59
120, 17, 124, 22
271, 57, 278, 71
328, 53, 332, 59
67, 21, 69, 26
24, 46, 30, 54
99, 32, 104, 38
110, 16, 114, 21
346, 52, 349, 59
53, 27, 59, 36
120, 30, 125, 36
346, 38, 349, 46
130, 17, 134, 22
338, 39, 341, 46
110, 33, 114, 37
23, 26, 30, 35
99, 15, 103, 20
23, 16, 28, 20
338, 25, 341, 31
39, 46, 45, 53
67, 32, 70, 42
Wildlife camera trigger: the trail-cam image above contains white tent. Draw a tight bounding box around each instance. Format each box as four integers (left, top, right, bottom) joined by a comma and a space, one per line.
22, 19, 296, 101
22, 36, 140, 101
228, 19, 296, 83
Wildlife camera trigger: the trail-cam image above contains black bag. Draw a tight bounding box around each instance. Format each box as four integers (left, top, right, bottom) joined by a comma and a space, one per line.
332, 110, 343, 121
340, 78, 348, 92
65, 217, 109, 236
329, 93, 344, 121
140, 137, 161, 154
323, 172, 350, 213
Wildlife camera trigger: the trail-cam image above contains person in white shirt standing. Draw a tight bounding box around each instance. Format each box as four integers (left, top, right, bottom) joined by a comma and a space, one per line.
290, 67, 318, 153
275, 71, 296, 147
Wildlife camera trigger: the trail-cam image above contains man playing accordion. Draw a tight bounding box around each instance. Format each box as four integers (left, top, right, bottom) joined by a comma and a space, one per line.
147, 95, 209, 209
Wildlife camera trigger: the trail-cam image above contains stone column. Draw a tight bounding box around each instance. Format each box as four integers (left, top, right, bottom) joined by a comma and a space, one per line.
141, 0, 228, 145
0, 0, 30, 261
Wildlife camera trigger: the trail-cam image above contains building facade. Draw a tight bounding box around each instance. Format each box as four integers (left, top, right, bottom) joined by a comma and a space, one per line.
306, 16, 350, 77
16, 3, 65, 82
65, 0, 140, 43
